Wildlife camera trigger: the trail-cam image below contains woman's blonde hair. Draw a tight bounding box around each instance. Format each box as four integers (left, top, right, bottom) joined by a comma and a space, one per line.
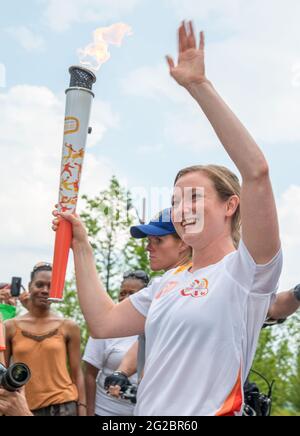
174, 165, 241, 248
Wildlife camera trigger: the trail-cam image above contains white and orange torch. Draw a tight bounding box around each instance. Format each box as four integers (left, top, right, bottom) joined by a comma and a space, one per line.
49, 66, 96, 302
49, 23, 132, 302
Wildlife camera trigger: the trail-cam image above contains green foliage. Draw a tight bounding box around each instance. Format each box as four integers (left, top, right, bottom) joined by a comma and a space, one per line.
287, 312, 300, 414
250, 313, 300, 416
80, 176, 157, 298
80, 176, 146, 300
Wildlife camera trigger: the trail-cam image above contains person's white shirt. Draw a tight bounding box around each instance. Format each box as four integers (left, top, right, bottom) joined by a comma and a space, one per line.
130, 240, 283, 416
83, 336, 138, 416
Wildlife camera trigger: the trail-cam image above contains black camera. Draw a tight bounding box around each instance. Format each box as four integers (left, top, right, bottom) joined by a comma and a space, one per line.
120, 384, 138, 404
0, 363, 31, 392
10, 277, 23, 298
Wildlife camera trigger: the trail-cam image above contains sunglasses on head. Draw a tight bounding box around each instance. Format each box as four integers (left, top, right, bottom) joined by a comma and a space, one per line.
32, 262, 52, 273
123, 271, 150, 284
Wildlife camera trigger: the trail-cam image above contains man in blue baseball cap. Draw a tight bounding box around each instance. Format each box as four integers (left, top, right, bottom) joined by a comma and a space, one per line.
130, 208, 190, 272
130, 208, 176, 239
104, 209, 192, 401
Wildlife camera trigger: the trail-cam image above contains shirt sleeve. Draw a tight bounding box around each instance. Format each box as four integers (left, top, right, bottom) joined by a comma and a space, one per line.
251, 248, 283, 295
233, 243, 283, 379
130, 276, 164, 318
225, 239, 283, 295
83, 337, 106, 370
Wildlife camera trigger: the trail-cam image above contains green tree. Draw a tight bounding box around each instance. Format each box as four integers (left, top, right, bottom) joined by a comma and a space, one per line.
250, 314, 300, 416
80, 176, 137, 300
289, 350, 300, 413
288, 312, 300, 414
56, 176, 152, 348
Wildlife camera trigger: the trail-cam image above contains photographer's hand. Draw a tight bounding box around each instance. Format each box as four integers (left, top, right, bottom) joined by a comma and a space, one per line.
0, 387, 33, 416
0, 287, 11, 304
105, 371, 131, 399
19, 292, 31, 310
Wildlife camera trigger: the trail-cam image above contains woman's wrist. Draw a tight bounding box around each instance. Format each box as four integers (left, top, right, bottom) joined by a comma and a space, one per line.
73, 238, 93, 253
185, 79, 213, 98
115, 369, 130, 378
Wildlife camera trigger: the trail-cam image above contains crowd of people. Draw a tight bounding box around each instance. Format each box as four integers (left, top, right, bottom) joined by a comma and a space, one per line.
1, 21, 300, 416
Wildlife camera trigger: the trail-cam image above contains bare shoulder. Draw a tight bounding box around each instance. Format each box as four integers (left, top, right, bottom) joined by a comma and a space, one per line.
63, 319, 81, 338
4, 319, 16, 338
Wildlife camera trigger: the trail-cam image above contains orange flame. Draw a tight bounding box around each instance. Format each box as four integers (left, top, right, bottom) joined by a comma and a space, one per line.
78, 23, 132, 71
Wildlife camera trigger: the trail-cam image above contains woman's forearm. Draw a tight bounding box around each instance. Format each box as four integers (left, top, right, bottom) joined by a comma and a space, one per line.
74, 370, 87, 417
117, 341, 138, 377
85, 374, 97, 417
268, 290, 300, 320
187, 81, 268, 180
73, 241, 115, 337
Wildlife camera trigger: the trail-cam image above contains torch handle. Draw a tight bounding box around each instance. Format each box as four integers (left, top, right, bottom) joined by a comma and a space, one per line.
49, 218, 73, 302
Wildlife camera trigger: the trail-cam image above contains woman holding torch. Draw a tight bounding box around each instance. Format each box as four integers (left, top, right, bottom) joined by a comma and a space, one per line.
53, 22, 282, 416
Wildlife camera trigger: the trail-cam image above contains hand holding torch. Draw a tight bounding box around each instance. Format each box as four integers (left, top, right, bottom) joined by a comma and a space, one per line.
49, 66, 96, 302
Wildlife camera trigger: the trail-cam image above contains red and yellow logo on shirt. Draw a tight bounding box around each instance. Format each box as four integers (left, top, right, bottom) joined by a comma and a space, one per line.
181, 279, 209, 298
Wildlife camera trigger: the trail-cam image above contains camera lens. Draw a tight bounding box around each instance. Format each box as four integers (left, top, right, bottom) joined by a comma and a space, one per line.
11, 365, 29, 383
1, 363, 31, 392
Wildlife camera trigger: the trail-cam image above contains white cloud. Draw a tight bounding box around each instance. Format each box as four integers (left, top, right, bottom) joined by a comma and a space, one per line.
6, 26, 45, 52
121, 63, 225, 151
0, 85, 118, 282
121, 1, 300, 151
43, 0, 139, 32
166, 0, 300, 37
121, 64, 186, 103
278, 185, 300, 290
0, 64, 6, 88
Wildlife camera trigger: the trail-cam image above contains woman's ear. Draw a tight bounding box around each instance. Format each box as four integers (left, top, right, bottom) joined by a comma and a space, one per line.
226, 195, 240, 218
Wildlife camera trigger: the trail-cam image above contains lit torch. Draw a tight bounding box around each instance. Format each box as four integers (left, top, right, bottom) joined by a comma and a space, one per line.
49, 66, 96, 302
49, 23, 132, 302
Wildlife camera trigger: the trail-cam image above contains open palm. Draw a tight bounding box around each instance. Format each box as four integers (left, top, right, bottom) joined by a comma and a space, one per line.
167, 22, 206, 87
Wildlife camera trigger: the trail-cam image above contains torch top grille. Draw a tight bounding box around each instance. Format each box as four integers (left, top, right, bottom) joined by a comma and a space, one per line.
69, 66, 96, 90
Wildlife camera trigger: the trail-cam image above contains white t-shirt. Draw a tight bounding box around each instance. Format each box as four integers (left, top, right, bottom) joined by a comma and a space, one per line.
130, 240, 283, 417
83, 336, 138, 416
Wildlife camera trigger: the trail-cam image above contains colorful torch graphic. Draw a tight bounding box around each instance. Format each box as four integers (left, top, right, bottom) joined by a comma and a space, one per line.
49, 66, 96, 302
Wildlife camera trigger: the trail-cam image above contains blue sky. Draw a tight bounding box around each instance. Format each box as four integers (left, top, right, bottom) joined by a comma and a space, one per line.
0, 0, 300, 286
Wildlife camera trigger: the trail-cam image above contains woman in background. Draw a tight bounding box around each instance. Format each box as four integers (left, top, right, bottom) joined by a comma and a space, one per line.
5, 263, 86, 416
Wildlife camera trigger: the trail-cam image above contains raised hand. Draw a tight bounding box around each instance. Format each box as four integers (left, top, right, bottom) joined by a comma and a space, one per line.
166, 21, 207, 88
0, 287, 10, 304
19, 292, 31, 310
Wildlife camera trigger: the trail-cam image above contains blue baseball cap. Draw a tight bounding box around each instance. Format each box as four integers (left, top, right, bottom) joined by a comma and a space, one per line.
130, 208, 176, 239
